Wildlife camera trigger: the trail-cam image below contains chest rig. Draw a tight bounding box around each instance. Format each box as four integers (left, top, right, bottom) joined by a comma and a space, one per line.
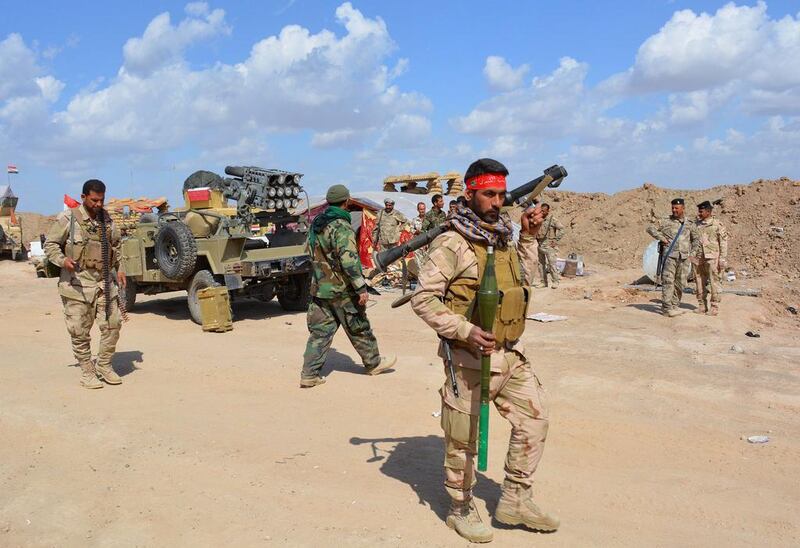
443, 236, 530, 347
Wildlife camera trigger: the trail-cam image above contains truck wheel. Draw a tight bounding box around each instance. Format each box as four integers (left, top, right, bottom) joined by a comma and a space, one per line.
121, 279, 137, 311
155, 221, 197, 280
188, 269, 220, 325
277, 273, 312, 311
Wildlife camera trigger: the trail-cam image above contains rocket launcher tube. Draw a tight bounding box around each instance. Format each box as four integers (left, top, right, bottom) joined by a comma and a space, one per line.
476, 245, 499, 472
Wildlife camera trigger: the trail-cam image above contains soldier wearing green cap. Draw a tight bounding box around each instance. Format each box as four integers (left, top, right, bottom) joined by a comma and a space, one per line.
300, 184, 396, 387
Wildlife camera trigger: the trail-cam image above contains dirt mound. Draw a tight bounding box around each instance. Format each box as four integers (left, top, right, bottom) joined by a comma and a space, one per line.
540, 177, 800, 279
16, 212, 57, 248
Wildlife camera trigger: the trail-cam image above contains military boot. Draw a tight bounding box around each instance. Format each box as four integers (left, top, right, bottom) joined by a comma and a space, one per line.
95, 360, 122, 385
495, 481, 560, 532
80, 361, 103, 390
695, 302, 707, 314
366, 355, 397, 376
709, 305, 719, 316
667, 308, 685, 317
300, 376, 326, 388
446, 498, 493, 543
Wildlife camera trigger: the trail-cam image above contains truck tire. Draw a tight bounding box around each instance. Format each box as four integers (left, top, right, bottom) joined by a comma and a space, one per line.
277, 273, 312, 312
121, 279, 137, 311
187, 269, 220, 325
155, 221, 197, 280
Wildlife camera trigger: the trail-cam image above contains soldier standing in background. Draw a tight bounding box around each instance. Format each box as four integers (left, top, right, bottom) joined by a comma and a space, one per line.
301, 185, 396, 387
421, 193, 447, 232
647, 198, 694, 317
411, 201, 427, 234
536, 204, 565, 289
411, 158, 558, 543
691, 201, 729, 316
44, 179, 125, 389
372, 197, 409, 286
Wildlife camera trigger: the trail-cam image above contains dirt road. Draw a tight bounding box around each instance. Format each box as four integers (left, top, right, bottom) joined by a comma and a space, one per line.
1, 260, 798, 546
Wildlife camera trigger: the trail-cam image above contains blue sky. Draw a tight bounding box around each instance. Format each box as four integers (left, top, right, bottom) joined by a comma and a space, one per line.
1, 1, 799, 212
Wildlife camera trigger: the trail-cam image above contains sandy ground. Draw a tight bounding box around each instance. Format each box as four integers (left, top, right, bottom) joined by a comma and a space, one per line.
1, 259, 798, 547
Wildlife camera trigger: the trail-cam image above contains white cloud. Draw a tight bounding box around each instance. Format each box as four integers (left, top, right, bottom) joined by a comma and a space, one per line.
0, 34, 43, 101
455, 57, 589, 137
121, 5, 230, 77
0, 2, 430, 176
35, 76, 65, 103
376, 114, 431, 149
483, 56, 529, 91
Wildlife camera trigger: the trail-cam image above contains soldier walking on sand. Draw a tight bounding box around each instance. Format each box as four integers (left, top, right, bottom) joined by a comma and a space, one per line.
536, 203, 564, 289
411, 158, 559, 543
44, 179, 125, 389
691, 200, 729, 316
647, 198, 694, 317
301, 185, 396, 388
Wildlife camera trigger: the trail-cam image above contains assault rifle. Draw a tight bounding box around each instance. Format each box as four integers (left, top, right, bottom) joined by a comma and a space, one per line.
374, 164, 567, 272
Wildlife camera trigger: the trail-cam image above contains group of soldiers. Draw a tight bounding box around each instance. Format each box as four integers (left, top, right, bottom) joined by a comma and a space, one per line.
647, 198, 729, 316
43, 162, 729, 544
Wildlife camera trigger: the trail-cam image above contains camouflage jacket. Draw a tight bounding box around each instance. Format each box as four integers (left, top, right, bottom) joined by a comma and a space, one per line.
308, 216, 367, 299
536, 215, 565, 247
372, 209, 408, 245
421, 207, 447, 232
410, 230, 532, 372
692, 217, 728, 260
44, 205, 121, 301
411, 215, 426, 234
647, 215, 694, 258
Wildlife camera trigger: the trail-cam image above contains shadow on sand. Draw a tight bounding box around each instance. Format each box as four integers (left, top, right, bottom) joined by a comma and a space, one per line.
349, 434, 501, 521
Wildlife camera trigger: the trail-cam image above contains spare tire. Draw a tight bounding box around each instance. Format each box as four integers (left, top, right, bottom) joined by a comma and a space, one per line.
155, 221, 197, 280
183, 170, 224, 192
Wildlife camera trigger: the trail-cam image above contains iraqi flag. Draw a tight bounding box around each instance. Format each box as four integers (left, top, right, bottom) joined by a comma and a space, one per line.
7, 164, 18, 174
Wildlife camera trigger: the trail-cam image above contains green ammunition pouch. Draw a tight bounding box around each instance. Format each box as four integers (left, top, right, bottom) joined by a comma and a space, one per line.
443, 237, 529, 347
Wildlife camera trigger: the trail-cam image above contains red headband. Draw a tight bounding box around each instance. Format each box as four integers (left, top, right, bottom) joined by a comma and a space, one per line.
466, 172, 507, 190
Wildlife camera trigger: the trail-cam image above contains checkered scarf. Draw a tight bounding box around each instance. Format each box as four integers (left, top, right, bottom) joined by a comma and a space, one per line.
447, 204, 513, 248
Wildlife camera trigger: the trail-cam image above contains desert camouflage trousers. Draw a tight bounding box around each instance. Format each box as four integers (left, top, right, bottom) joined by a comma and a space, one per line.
61, 291, 121, 368
661, 256, 689, 311
538, 245, 559, 285
440, 352, 549, 502
695, 258, 723, 305
302, 296, 381, 379
517, 240, 539, 286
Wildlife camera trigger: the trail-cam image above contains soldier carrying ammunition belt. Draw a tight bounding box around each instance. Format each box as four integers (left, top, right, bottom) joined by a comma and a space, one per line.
44, 179, 127, 389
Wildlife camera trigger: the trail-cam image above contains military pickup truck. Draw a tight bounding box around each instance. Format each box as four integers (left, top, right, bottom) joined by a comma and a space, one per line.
120, 166, 312, 324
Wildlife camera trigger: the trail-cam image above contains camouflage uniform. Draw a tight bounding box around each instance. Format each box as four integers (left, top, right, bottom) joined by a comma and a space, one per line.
536, 215, 564, 286
692, 217, 729, 311
517, 231, 539, 286
421, 207, 447, 232
372, 208, 409, 284
302, 208, 381, 380
44, 206, 123, 386
647, 215, 694, 313
410, 231, 548, 503
411, 214, 425, 234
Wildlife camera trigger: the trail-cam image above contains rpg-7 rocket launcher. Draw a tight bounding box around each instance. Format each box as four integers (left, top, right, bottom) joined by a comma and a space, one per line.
373, 164, 568, 272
